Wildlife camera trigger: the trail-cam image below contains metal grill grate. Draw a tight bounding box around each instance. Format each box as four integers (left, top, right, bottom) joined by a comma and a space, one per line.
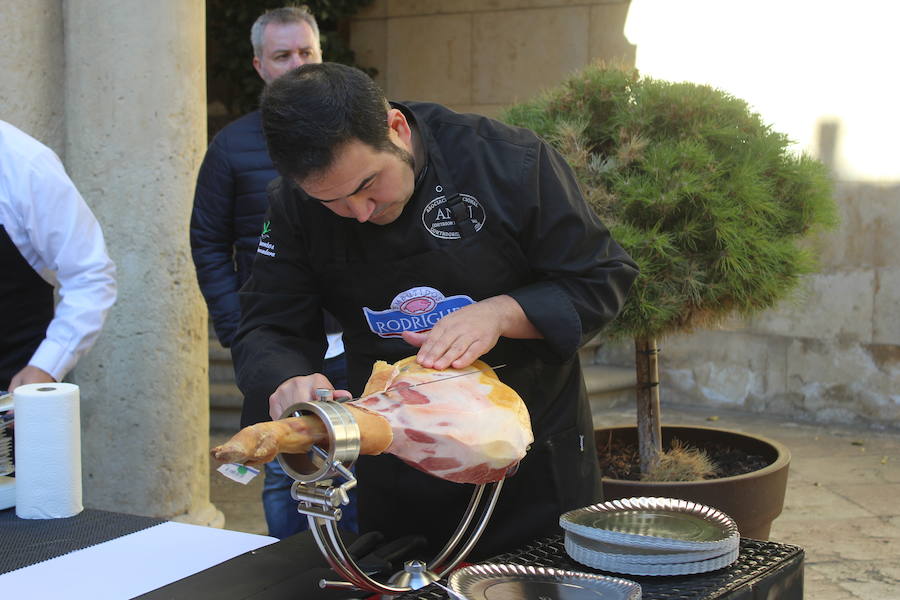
396, 536, 804, 600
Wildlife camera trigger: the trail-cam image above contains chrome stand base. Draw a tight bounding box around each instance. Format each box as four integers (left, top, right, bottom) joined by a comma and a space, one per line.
278, 396, 505, 597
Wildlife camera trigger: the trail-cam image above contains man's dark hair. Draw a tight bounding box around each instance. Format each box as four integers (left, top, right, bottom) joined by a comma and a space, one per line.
260, 62, 392, 182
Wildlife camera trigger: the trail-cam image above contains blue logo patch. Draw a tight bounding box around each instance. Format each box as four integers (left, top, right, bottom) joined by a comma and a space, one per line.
363, 286, 474, 338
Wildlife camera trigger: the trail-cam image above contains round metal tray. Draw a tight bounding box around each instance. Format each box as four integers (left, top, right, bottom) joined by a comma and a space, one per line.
559, 497, 739, 551
448, 563, 641, 600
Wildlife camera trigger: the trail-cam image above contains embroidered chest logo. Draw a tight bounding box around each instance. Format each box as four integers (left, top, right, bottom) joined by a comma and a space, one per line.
421, 188, 486, 240
363, 286, 474, 338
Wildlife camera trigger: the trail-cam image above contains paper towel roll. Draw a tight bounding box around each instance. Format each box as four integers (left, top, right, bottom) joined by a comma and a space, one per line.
14, 383, 83, 518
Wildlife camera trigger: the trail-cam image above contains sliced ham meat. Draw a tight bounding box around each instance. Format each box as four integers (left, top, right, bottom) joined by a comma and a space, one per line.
352, 357, 533, 484
211, 357, 533, 485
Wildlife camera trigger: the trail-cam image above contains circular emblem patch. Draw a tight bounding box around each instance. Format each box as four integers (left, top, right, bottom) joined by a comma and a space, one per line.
421, 194, 486, 240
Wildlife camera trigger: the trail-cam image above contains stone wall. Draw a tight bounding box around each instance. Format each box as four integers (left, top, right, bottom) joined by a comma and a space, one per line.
595, 180, 900, 430
349, 0, 635, 117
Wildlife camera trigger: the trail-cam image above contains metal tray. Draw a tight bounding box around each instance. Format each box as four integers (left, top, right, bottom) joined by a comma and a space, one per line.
559, 497, 739, 551
448, 563, 641, 600
565, 534, 740, 576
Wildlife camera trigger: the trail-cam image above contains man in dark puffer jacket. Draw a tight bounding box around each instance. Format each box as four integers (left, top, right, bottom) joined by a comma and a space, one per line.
189, 6, 354, 538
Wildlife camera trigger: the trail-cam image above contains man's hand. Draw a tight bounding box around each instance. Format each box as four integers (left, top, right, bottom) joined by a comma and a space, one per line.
402, 295, 541, 370
268, 374, 352, 421
9, 365, 56, 392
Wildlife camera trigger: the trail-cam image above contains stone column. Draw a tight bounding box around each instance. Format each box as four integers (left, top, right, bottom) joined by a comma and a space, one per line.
63, 0, 221, 525
0, 0, 65, 155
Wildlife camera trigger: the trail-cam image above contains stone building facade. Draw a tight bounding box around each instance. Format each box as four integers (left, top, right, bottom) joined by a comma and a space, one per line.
1, 0, 894, 520
349, 0, 635, 118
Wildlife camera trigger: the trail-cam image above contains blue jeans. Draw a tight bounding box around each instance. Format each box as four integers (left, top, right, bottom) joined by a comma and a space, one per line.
261, 353, 358, 539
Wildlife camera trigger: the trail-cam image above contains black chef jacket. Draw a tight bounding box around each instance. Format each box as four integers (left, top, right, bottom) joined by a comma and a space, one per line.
232, 101, 638, 560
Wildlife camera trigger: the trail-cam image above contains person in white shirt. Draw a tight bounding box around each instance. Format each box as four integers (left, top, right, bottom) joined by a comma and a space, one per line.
0, 120, 116, 392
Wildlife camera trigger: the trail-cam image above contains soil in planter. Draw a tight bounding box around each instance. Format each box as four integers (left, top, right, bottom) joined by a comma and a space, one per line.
597, 436, 771, 481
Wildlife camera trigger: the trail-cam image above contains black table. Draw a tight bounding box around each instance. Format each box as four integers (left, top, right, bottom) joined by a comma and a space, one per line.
0, 507, 163, 575
138, 533, 802, 600
1, 507, 803, 599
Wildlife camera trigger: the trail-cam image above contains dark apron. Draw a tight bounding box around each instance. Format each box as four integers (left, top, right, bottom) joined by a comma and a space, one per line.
0, 225, 55, 390
313, 133, 602, 560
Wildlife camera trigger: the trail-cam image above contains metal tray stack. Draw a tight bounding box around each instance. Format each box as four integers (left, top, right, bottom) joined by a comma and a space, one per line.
559, 497, 740, 576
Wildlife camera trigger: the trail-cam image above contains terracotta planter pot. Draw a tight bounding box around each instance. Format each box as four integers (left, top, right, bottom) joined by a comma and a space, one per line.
595, 425, 791, 540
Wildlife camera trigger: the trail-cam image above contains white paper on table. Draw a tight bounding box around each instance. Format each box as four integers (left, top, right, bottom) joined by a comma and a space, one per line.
0, 521, 277, 599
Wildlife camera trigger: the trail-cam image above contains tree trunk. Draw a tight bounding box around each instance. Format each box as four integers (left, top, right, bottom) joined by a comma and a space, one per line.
635, 337, 662, 475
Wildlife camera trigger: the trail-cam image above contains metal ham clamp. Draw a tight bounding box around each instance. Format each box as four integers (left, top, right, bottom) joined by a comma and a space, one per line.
278, 388, 504, 597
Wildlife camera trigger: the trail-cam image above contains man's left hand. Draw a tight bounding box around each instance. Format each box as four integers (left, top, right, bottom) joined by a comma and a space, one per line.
9, 365, 56, 392
403, 295, 540, 370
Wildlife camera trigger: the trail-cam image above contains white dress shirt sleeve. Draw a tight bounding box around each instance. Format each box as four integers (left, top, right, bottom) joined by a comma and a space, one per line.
11, 139, 117, 381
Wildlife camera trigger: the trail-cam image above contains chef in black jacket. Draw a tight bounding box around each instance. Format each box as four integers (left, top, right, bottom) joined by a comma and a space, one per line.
232, 63, 638, 560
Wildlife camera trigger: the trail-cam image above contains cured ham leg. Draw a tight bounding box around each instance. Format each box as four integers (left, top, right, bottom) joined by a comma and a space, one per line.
210, 405, 393, 466
211, 357, 533, 484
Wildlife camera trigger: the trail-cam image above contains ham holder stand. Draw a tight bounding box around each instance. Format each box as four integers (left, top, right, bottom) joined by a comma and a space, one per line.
278, 390, 505, 596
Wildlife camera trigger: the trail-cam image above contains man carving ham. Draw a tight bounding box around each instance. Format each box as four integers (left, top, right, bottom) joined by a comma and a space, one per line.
229, 63, 638, 559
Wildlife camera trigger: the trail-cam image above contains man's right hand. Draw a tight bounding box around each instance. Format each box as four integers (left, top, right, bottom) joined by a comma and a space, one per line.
268, 374, 352, 421
9, 365, 56, 392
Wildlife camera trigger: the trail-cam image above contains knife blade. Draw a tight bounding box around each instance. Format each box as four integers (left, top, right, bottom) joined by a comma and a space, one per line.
385, 363, 507, 392
316, 363, 508, 404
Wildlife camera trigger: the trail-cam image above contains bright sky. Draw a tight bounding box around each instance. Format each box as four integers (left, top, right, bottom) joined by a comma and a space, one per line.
624, 0, 899, 181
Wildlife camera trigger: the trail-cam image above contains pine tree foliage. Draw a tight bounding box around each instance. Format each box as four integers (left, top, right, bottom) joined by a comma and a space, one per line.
501, 65, 838, 342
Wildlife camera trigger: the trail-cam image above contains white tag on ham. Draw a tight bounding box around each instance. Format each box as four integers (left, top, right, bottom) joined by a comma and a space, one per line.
350, 357, 533, 484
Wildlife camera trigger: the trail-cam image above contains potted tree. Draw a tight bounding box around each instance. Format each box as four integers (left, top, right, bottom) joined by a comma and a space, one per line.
501, 65, 837, 538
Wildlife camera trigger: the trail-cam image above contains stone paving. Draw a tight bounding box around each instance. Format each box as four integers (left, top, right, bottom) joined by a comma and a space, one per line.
210, 404, 900, 599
